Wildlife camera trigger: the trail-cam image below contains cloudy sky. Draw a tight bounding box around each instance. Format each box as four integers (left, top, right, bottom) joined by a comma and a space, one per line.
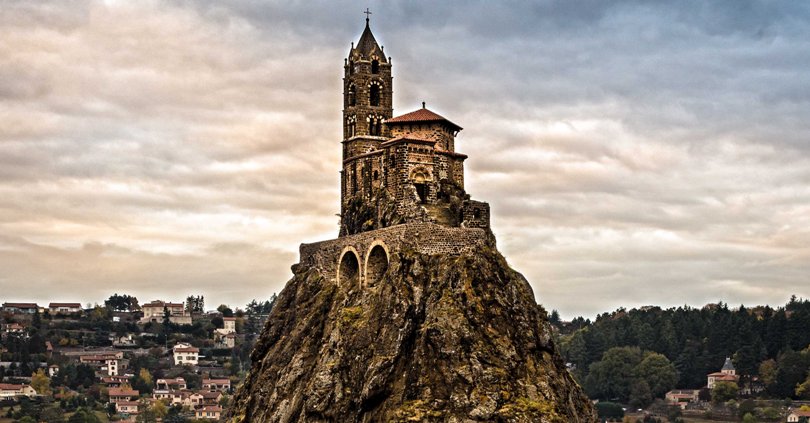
1, 1, 809, 318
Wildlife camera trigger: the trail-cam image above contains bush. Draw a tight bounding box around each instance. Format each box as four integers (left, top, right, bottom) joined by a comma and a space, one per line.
596, 401, 624, 420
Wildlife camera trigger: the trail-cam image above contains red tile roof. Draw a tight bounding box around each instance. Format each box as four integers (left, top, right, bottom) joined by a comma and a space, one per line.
385, 107, 462, 131
110, 390, 139, 398
2, 303, 38, 309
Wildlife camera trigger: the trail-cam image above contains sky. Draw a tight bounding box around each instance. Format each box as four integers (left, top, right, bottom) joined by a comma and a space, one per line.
1, 0, 809, 319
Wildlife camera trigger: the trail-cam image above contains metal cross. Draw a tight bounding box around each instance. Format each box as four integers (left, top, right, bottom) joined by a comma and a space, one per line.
364, 8, 372, 22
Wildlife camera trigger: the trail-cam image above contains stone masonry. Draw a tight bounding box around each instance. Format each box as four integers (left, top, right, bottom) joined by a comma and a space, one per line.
298, 17, 494, 285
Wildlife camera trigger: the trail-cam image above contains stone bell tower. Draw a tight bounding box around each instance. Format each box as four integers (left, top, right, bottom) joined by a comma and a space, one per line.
338, 13, 490, 237
340, 15, 393, 208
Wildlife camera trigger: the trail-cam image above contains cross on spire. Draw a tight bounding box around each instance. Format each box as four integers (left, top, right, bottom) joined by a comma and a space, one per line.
364, 8, 372, 24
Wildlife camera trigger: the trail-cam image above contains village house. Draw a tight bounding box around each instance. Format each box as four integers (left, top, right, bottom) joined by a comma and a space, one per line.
108, 387, 139, 404
78, 351, 126, 376
48, 364, 59, 377
787, 409, 810, 422
665, 389, 700, 409
156, 377, 187, 391
111, 333, 138, 347
202, 378, 231, 392
140, 300, 192, 325
1, 303, 39, 314
707, 357, 739, 389
215, 332, 236, 349
200, 390, 223, 406
2, 322, 25, 335
173, 343, 200, 366
216, 317, 236, 335
195, 405, 223, 420
48, 302, 83, 314
115, 400, 139, 416
101, 375, 133, 388
0, 383, 37, 399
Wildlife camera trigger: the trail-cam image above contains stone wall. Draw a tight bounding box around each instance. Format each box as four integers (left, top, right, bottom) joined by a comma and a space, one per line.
461, 200, 490, 229
299, 223, 488, 285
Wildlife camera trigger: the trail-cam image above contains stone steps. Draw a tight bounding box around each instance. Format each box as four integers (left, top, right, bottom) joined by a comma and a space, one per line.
423, 204, 454, 226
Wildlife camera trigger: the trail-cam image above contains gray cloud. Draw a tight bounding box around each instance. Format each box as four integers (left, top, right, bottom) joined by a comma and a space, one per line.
0, 1, 808, 318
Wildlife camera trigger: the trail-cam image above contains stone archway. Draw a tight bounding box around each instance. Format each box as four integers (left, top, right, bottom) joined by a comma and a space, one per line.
364, 241, 389, 288
337, 247, 361, 289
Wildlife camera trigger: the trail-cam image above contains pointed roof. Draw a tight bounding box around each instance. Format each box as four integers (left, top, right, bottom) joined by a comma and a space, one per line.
385, 106, 463, 131
352, 19, 387, 62
721, 357, 735, 371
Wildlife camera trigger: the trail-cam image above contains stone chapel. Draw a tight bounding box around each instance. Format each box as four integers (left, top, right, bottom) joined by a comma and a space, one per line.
338, 16, 490, 237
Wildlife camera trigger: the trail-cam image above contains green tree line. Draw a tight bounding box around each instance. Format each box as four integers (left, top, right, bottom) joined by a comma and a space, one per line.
556, 296, 810, 401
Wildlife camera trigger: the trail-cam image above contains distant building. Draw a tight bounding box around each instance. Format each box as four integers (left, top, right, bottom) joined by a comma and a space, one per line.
202, 378, 231, 392
173, 343, 200, 366
707, 357, 739, 389
787, 409, 810, 422
78, 351, 126, 376
115, 401, 139, 416
48, 303, 82, 314
1, 303, 39, 314
140, 300, 192, 325
195, 406, 222, 420
0, 383, 37, 398
2, 323, 25, 334
665, 389, 700, 409
216, 317, 237, 335
108, 387, 139, 404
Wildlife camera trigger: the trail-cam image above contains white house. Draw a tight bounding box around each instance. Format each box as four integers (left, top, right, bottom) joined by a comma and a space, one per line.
173, 343, 200, 366
140, 300, 192, 325
48, 303, 82, 314
0, 384, 36, 398
787, 409, 810, 422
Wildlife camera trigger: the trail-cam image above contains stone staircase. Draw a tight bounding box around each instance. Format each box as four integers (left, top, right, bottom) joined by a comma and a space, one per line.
423, 204, 455, 226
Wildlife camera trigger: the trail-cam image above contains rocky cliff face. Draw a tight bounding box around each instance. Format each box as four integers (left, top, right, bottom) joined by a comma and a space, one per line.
230, 246, 596, 422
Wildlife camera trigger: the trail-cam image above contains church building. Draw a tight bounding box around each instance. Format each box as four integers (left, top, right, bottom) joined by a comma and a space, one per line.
339, 15, 489, 236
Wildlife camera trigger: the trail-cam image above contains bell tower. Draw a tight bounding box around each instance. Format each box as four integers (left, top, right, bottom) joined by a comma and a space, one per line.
340, 12, 393, 231
342, 12, 393, 156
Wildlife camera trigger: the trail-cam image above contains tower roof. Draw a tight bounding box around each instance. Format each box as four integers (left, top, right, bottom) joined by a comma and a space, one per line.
386, 106, 463, 131
721, 357, 735, 371
352, 19, 387, 63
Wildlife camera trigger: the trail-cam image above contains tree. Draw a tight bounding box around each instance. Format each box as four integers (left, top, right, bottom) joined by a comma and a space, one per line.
68, 407, 101, 423
629, 380, 652, 409
30, 368, 52, 396
711, 381, 738, 404
217, 304, 234, 318
152, 400, 168, 419
549, 309, 561, 327
585, 346, 643, 401
635, 352, 678, 398
795, 371, 810, 399
185, 296, 204, 314
758, 359, 777, 388
595, 402, 624, 420
105, 294, 139, 312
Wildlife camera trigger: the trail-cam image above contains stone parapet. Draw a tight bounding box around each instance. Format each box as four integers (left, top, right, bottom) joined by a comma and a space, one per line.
299, 223, 487, 283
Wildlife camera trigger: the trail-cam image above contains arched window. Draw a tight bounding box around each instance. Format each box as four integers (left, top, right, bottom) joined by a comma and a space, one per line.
347, 84, 356, 107
369, 82, 381, 106
346, 115, 356, 138
371, 59, 379, 74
